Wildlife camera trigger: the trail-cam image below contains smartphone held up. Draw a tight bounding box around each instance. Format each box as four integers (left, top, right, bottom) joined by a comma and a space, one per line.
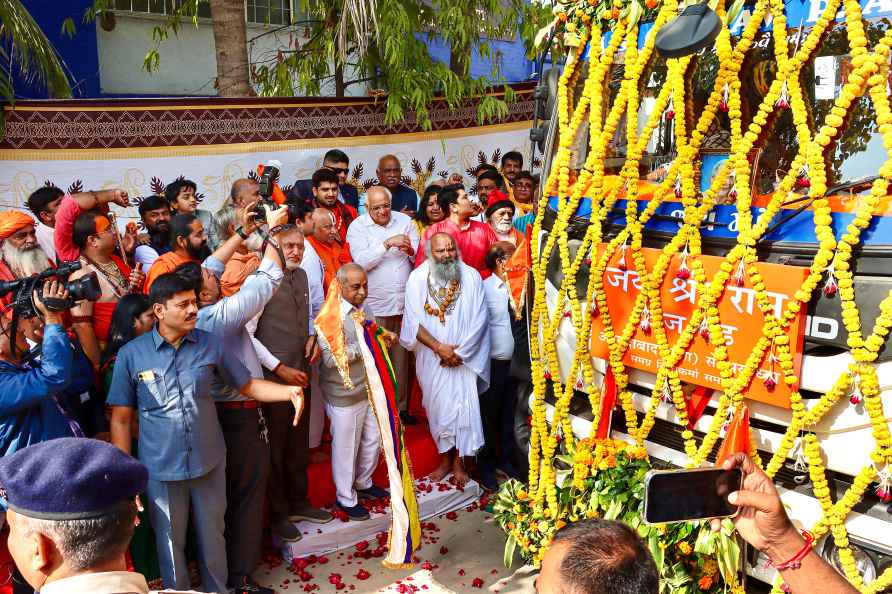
643, 467, 744, 524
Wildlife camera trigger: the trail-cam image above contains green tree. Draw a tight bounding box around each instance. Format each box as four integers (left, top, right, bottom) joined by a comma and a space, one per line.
91, 0, 534, 129
0, 0, 72, 108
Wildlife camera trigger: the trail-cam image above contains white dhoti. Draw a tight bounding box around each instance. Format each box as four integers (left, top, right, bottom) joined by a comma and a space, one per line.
400, 261, 491, 458
326, 399, 380, 507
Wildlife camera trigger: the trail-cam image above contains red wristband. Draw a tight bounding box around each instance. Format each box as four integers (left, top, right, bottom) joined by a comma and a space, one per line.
765, 531, 815, 570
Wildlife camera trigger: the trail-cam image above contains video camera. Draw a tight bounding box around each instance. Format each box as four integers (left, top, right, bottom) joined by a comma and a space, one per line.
0, 261, 101, 319
254, 160, 301, 224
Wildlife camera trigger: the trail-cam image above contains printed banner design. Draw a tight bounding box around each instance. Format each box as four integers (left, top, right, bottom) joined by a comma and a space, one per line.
588, 245, 809, 407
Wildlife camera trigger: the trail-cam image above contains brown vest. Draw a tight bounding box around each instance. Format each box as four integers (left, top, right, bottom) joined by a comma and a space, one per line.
255, 267, 311, 375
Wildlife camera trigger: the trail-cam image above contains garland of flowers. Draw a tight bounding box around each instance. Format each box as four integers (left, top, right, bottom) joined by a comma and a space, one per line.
516, 0, 892, 589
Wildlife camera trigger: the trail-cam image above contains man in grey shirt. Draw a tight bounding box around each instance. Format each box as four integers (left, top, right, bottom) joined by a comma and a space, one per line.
318, 263, 391, 521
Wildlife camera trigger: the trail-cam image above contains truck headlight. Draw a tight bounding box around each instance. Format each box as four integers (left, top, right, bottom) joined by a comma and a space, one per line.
825, 542, 878, 584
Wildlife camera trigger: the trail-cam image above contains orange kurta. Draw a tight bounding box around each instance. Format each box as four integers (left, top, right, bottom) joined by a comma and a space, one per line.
220, 251, 260, 297
144, 251, 194, 293
306, 236, 352, 292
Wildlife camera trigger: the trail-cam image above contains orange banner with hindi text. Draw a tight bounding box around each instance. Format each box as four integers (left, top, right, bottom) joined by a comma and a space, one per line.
588, 246, 808, 408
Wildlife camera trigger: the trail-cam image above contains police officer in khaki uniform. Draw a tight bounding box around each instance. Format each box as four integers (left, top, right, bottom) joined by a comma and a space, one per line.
0, 438, 194, 594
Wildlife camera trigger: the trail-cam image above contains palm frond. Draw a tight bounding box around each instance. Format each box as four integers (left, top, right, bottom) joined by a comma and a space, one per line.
150, 177, 166, 194
336, 0, 379, 64
410, 158, 423, 175
0, 0, 72, 101
426, 157, 436, 174
67, 180, 82, 194
491, 148, 502, 165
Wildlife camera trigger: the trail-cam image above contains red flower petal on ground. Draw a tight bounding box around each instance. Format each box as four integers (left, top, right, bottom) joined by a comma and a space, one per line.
356, 569, 371, 580
335, 582, 346, 590
445, 511, 458, 520
458, 569, 465, 576
422, 561, 434, 570
307, 555, 318, 564
439, 546, 449, 555
491, 569, 499, 575
318, 556, 329, 564
355, 540, 369, 551
292, 558, 309, 570
298, 571, 312, 582
472, 578, 484, 588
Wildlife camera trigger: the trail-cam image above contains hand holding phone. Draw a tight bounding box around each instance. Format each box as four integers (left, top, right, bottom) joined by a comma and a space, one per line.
644, 467, 744, 524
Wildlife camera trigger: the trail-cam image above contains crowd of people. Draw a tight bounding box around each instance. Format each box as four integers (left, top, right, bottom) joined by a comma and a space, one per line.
0, 147, 863, 594
0, 148, 537, 594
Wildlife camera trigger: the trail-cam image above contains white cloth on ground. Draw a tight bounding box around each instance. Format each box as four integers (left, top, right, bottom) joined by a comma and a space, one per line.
400, 260, 490, 456
326, 399, 380, 508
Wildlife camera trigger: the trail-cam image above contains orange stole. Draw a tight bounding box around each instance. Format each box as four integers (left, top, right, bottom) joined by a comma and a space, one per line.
307, 236, 352, 292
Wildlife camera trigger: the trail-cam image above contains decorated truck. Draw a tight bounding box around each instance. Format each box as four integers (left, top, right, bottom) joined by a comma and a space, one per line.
496, 0, 892, 590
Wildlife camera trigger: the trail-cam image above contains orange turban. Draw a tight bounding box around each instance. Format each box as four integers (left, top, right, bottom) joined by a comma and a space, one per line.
0, 210, 35, 241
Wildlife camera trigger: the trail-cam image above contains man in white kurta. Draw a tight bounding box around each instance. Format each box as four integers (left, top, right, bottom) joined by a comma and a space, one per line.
400, 232, 490, 486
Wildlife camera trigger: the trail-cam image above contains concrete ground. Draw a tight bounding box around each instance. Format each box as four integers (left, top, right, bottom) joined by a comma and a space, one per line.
253, 496, 536, 594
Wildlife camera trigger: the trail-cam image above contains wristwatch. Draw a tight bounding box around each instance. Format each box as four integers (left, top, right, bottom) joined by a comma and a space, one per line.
235, 225, 250, 240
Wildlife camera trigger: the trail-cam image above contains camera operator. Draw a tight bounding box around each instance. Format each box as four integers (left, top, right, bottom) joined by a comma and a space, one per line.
69, 212, 145, 370
0, 211, 54, 307
0, 280, 76, 458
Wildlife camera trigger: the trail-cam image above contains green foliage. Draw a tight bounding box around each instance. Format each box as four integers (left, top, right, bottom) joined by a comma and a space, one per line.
0, 0, 72, 102
85, 0, 527, 130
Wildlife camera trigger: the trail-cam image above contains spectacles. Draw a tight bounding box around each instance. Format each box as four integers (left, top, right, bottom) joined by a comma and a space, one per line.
328, 167, 349, 175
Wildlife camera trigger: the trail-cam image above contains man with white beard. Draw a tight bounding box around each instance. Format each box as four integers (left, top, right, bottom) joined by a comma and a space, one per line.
0, 211, 54, 306
400, 232, 490, 486
485, 190, 524, 246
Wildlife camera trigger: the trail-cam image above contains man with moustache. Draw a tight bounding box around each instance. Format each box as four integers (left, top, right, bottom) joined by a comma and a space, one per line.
415, 184, 498, 278
0, 211, 54, 278
68, 212, 145, 369
485, 190, 524, 246
249, 225, 332, 538
143, 213, 212, 292
25, 186, 64, 262
290, 150, 360, 209
401, 232, 489, 486
107, 223, 305, 594
377, 154, 418, 215
134, 195, 173, 270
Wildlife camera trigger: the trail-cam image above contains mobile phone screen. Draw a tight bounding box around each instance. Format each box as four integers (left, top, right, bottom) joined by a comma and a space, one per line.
644, 468, 743, 524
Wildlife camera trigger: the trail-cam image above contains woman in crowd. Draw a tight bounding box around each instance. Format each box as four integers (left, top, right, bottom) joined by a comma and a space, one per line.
413, 184, 446, 238
99, 293, 161, 582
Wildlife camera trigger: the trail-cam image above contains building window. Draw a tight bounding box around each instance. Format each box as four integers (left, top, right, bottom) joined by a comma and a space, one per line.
246, 0, 292, 25
111, 1, 294, 23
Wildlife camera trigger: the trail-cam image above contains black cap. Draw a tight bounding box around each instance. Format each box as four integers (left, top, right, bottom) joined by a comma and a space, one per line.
0, 438, 148, 520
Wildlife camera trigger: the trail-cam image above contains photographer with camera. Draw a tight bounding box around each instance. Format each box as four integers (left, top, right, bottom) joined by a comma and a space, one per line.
0, 279, 76, 458
68, 212, 146, 370
0, 211, 55, 307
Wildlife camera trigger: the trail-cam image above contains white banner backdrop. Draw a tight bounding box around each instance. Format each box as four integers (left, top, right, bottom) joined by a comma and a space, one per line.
0, 123, 531, 224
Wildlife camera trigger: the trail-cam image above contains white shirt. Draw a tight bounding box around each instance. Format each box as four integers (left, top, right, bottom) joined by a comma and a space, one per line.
134, 244, 161, 271
36, 222, 56, 262
346, 211, 420, 317
483, 273, 515, 360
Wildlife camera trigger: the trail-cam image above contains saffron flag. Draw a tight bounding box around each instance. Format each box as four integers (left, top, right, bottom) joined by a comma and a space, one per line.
313, 281, 421, 567
505, 224, 531, 320
715, 404, 751, 465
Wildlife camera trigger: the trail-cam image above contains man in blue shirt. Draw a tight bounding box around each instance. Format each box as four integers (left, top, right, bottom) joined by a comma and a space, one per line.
108, 271, 305, 594
0, 280, 75, 458
377, 155, 419, 215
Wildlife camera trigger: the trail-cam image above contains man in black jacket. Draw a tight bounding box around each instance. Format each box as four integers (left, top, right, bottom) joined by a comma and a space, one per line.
289, 149, 359, 209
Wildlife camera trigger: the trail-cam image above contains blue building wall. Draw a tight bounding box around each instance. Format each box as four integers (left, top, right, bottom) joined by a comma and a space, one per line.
17, 0, 100, 99
17, 0, 534, 99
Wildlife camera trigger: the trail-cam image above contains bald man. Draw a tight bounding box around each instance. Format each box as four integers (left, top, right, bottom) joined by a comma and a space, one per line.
228, 178, 262, 210
346, 186, 419, 422
376, 155, 418, 215
306, 208, 351, 293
